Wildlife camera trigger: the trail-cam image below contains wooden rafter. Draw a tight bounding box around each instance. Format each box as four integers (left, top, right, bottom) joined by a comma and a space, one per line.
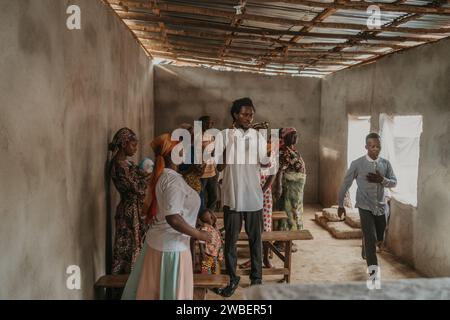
145, 52, 336, 75
127, 24, 411, 50
150, 0, 169, 50
110, 1, 450, 34
250, 0, 450, 15
267, 7, 338, 66
105, 0, 450, 77
219, 1, 247, 60
142, 39, 367, 64
298, 0, 449, 71
144, 45, 359, 66
116, 11, 441, 42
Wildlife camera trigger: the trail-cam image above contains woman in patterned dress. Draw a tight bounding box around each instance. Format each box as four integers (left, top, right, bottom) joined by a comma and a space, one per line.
109, 128, 150, 275
260, 169, 276, 268
275, 127, 307, 231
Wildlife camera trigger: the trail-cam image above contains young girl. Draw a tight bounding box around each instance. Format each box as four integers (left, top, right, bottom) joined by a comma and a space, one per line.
198, 210, 223, 275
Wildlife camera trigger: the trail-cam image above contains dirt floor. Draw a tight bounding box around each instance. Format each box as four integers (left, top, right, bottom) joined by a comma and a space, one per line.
206, 204, 422, 300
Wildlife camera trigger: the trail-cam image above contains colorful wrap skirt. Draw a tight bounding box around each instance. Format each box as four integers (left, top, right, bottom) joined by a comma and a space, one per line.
122, 243, 193, 300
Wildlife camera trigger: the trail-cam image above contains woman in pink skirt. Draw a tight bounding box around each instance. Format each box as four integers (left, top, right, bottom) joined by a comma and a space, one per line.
122, 133, 212, 300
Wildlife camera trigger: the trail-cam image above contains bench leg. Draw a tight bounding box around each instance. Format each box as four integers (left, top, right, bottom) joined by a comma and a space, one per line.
284, 241, 292, 283
267, 242, 285, 262
194, 288, 207, 300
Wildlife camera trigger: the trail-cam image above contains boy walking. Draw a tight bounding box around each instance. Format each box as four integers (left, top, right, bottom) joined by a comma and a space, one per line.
338, 133, 397, 276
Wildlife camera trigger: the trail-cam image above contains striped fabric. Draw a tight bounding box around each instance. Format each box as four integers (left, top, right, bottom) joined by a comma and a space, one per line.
122, 243, 193, 300
160, 252, 180, 300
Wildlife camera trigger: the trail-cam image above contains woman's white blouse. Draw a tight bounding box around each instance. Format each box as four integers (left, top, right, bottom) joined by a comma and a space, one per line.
146, 168, 200, 252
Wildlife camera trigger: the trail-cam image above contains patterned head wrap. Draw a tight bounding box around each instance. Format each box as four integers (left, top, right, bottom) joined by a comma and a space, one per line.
108, 127, 138, 158
281, 127, 297, 139
280, 127, 297, 149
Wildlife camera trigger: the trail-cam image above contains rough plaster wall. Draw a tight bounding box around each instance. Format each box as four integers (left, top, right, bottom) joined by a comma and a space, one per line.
319, 38, 450, 276
154, 65, 321, 203
0, 0, 154, 299
385, 201, 416, 267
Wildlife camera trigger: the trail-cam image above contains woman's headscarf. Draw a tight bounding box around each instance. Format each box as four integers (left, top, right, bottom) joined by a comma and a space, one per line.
108, 127, 138, 159
146, 133, 180, 222
280, 127, 297, 149
281, 127, 296, 140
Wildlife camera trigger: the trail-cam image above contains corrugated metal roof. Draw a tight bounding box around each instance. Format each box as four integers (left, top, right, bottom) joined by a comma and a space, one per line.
107, 0, 450, 77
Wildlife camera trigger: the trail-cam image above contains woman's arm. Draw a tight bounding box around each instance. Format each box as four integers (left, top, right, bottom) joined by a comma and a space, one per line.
262, 174, 277, 193
114, 161, 146, 196
274, 169, 283, 200
166, 214, 212, 243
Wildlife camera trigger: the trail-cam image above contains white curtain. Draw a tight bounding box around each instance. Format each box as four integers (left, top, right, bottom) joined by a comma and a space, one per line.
379, 114, 422, 207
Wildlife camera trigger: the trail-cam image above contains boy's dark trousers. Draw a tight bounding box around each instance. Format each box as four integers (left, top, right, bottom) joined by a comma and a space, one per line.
359, 208, 387, 267
223, 206, 263, 283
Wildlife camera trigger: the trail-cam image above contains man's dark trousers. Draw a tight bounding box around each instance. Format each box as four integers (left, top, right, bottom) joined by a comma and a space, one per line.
359, 208, 387, 267
223, 206, 263, 283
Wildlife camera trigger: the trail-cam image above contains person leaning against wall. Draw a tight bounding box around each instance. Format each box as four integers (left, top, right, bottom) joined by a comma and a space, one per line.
108, 128, 150, 277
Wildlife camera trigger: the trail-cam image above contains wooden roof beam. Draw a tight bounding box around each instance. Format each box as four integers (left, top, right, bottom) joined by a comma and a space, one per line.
142, 38, 374, 61
116, 12, 439, 42
220, 1, 247, 59
109, 1, 450, 34
250, 0, 450, 15
127, 24, 410, 50
148, 55, 333, 75
146, 46, 366, 66
298, 0, 448, 72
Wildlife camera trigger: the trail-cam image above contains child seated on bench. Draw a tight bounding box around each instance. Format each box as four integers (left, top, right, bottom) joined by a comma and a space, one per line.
198, 210, 223, 275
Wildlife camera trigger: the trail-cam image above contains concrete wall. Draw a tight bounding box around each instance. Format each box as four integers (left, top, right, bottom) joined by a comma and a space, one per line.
154, 65, 322, 203
319, 38, 450, 276
0, 0, 154, 299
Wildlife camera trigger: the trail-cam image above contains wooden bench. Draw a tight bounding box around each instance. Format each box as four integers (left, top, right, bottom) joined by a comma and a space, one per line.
215, 211, 287, 221
94, 273, 229, 300
215, 211, 290, 246
193, 274, 229, 300
216, 211, 289, 249
238, 230, 313, 283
